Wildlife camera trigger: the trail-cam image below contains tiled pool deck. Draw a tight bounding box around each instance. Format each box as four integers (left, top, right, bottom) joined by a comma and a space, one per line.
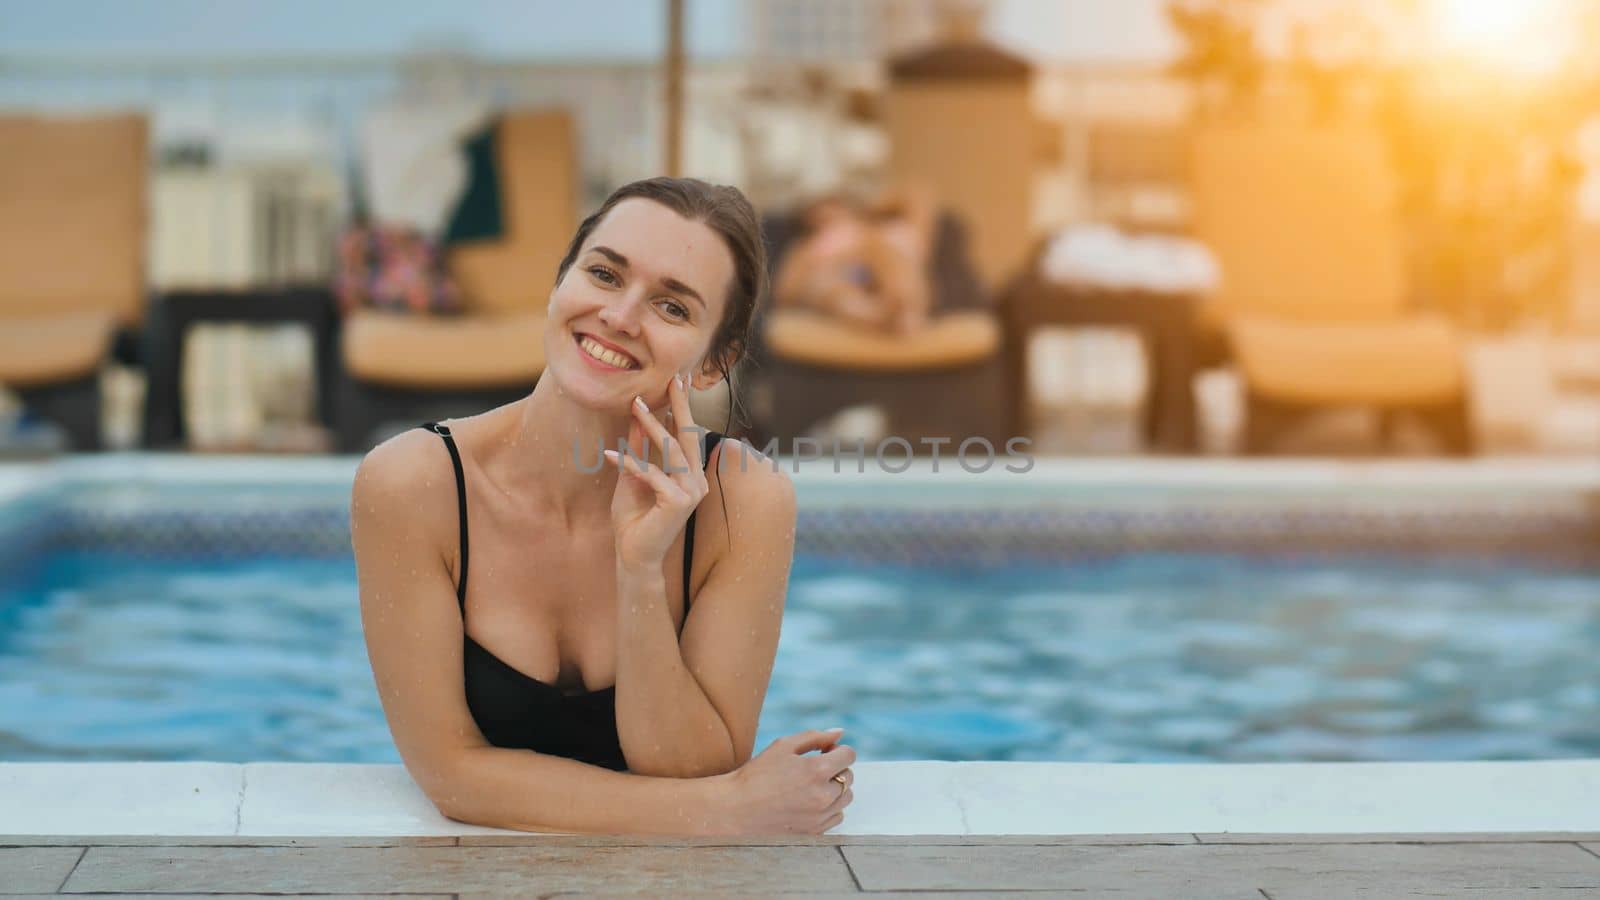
5, 833, 1600, 897
2, 761, 1599, 895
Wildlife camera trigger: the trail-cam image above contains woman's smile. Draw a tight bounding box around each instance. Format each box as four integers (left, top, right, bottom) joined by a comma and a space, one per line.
574, 332, 642, 372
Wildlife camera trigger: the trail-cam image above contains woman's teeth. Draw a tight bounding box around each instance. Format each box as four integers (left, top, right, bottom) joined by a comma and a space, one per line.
578, 335, 637, 369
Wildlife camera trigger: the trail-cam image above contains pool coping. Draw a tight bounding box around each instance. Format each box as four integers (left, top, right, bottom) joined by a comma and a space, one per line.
3, 453, 1598, 519
2, 760, 1597, 837
4, 452, 1599, 489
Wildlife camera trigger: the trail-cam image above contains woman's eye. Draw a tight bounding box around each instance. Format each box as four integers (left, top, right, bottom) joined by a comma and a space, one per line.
661, 300, 689, 320
589, 266, 618, 285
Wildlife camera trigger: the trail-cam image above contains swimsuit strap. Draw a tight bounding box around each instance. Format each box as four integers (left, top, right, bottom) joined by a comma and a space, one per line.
683, 430, 725, 608
420, 422, 469, 611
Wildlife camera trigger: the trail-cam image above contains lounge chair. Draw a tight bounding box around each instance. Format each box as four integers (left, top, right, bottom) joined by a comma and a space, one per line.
337, 110, 576, 451
1189, 125, 1473, 455
0, 113, 148, 451
742, 210, 1008, 450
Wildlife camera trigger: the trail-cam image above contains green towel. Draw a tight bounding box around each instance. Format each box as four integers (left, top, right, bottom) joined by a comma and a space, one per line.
442, 119, 505, 245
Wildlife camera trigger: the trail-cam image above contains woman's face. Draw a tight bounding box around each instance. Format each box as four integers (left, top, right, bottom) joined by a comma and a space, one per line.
544, 198, 734, 411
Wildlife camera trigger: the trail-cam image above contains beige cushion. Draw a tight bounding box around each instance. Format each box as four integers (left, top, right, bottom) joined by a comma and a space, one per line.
1191, 126, 1406, 324
448, 110, 577, 316
343, 310, 546, 388
1231, 315, 1465, 405
765, 310, 1000, 371
0, 312, 116, 386
0, 114, 147, 327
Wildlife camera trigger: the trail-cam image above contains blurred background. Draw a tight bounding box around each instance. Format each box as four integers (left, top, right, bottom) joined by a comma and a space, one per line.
3, 0, 1597, 458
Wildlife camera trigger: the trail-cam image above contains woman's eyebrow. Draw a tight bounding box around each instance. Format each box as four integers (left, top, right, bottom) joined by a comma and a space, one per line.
590, 245, 705, 309
591, 245, 629, 268
661, 277, 705, 309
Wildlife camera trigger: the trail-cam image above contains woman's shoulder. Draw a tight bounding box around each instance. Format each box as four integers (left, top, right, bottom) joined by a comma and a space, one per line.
705, 434, 795, 516
350, 425, 461, 531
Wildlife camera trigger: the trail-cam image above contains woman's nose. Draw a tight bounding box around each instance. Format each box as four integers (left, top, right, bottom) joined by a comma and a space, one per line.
597, 294, 644, 335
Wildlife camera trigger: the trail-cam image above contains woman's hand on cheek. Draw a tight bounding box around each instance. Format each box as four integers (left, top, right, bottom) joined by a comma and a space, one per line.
601, 373, 708, 573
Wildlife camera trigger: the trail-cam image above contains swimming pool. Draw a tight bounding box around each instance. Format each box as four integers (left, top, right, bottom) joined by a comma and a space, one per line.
1, 456, 1597, 765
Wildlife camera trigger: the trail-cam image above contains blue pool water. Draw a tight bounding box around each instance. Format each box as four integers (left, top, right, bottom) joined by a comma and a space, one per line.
2, 548, 1597, 764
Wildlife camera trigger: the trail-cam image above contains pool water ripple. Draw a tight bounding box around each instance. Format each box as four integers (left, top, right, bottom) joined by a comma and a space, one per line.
0, 550, 1596, 763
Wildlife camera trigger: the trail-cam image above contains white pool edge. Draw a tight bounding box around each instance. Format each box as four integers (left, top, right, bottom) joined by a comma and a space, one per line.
4, 453, 1600, 490
2, 760, 1597, 836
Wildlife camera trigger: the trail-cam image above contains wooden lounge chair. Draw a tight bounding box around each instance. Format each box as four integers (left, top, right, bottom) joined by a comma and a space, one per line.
337, 110, 576, 451
0, 113, 148, 451
743, 211, 1008, 450
1189, 125, 1473, 455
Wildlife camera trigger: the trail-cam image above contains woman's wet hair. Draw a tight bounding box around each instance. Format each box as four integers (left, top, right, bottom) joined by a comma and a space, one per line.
555, 176, 768, 431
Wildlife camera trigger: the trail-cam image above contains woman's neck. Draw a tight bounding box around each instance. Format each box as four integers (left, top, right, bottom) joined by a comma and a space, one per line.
478, 376, 633, 528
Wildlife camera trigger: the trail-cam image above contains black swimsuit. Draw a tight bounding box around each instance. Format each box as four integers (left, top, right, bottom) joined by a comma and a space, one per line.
420, 422, 724, 772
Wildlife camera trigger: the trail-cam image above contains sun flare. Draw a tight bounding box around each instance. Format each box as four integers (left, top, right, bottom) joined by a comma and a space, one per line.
1430, 0, 1569, 74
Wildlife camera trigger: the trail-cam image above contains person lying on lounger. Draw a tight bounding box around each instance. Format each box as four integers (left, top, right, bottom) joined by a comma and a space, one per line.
773, 186, 935, 335
351, 177, 854, 835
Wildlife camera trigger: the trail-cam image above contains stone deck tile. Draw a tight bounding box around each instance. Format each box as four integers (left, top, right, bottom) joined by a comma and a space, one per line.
1197, 831, 1600, 844
843, 841, 1600, 894
16, 837, 1600, 898
947, 760, 1600, 834
458, 833, 1197, 847
0, 764, 239, 836
9, 890, 448, 896
238, 763, 510, 837
62, 844, 856, 894
0, 835, 458, 847
537, 883, 1075, 890
0, 847, 83, 894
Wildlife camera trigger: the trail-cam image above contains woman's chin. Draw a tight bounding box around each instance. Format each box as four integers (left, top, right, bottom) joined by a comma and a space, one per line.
550, 370, 640, 416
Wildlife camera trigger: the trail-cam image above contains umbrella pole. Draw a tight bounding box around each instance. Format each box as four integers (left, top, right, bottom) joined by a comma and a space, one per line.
665, 0, 684, 176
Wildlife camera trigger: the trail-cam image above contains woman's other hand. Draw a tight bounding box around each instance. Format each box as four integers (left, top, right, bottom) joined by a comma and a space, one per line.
709, 728, 855, 835
602, 372, 709, 572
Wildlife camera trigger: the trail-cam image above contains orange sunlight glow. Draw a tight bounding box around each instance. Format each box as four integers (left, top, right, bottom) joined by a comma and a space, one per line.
1430, 0, 1569, 75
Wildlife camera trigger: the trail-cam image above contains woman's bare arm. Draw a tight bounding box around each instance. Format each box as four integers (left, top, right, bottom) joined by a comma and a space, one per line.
351, 430, 736, 834
610, 439, 796, 778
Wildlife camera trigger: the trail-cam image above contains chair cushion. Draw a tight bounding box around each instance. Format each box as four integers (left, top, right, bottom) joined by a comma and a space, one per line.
0, 312, 116, 386
0, 114, 147, 327
1231, 314, 1465, 405
764, 310, 1000, 371
446, 110, 577, 316
343, 310, 546, 388
1191, 126, 1407, 324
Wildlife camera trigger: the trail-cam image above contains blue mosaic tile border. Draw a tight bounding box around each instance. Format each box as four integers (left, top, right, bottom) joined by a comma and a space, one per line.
2, 488, 1596, 567
793, 504, 1600, 567
0, 491, 69, 587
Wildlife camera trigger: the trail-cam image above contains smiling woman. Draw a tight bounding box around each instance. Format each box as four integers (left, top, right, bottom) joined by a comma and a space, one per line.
349, 177, 855, 836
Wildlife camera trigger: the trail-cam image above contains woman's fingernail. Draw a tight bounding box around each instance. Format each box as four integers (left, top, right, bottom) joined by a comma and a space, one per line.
634, 395, 647, 411
825, 726, 845, 733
